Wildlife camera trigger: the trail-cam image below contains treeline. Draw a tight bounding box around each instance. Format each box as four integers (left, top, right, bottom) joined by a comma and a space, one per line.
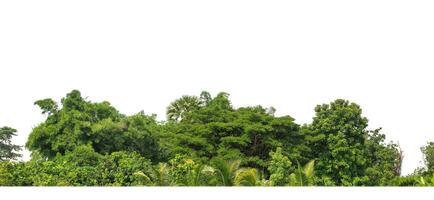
1, 90, 434, 186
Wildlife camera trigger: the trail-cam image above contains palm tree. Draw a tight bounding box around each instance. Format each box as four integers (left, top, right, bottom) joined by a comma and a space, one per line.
211, 159, 262, 186
132, 171, 153, 186
185, 164, 218, 186
150, 163, 171, 186
166, 95, 202, 122
212, 159, 241, 186
288, 160, 315, 186
234, 168, 260, 186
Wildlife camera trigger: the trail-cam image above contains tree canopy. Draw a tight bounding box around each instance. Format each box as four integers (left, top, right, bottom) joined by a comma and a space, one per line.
0, 90, 432, 186
0, 127, 22, 161
26, 90, 164, 163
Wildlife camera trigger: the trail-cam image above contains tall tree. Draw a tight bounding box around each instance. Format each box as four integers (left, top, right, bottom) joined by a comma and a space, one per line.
166, 95, 202, 122
164, 92, 306, 174
363, 128, 402, 185
26, 90, 163, 162
305, 99, 399, 186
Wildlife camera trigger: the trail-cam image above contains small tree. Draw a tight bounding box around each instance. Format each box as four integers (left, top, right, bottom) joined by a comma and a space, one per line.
421, 141, 434, 172
268, 147, 292, 186
0, 126, 22, 161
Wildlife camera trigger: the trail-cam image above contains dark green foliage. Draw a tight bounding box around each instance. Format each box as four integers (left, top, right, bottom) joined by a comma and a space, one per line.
167, 95, 202, 122
0, 90, 427, 186
421, 142, 434, 173
0, 127, 22, 161
34, 98, 58, 115
0, 147, 154, 186
363, 129, 403, 185
91, 113, 165, 163
163, 92, 305, 174
26, 90, 163, 163
304, 99, 401, 186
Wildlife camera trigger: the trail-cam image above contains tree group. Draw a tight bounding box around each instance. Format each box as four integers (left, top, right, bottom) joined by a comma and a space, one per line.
1, 90, 434, 186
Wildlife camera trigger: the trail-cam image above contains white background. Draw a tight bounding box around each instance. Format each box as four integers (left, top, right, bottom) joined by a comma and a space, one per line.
1, 0, 434, 177
1, 187, 434, 200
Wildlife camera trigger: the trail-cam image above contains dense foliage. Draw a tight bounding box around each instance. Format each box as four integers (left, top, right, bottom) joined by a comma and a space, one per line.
1, 90, 433, 186
0, 127, 22, 161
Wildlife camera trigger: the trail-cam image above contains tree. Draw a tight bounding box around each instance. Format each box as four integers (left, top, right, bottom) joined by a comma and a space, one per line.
164, 92, 306, 174
210, 158, 262, 186
166, 154, 216, 186
27, 90, 120, 158
91, 112, 165, 163
98, 151, 154, 186
166, 95, 202, 122
199, 91, 212, 106
34, 98, 58, 115
0, 161, 16, 185
0, 126, 22, 161
268, 147, 292, 186
211, 158, 241, 186
421, 141, 434, 173
234, 168, 260, 186
149, 163, 171, 186
3, 90, 425, 186
167, 154, 198, 186
26, 90, 163, 163
305, 99, 399, 186
363, 129, 402, 185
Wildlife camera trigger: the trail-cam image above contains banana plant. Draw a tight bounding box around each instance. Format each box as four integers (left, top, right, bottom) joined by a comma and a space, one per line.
288, 160, 315, 186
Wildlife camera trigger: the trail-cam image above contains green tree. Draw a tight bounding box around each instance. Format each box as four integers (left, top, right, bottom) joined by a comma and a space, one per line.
268, 147, 292, 186
0, 126, 22, 161
234, 168, 260, 186
27, 90, 121, 158
0, 161, 16, 185
166, 95, 202, 122
164, 92, 306, 175
3, 90, 425, 187
363, 129, 402, 185
166, 154, 216, 186
305, 99, 399, 186
211, 158, 241, 186
210, 158, 261, 186
91, 112, 165, 163
34, 98, 58, 115
98, 151, 154, 186
421, 141, 434, 173
199, 91, 212, 106
149, 163, 171, 186
26, 90, 163, 163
